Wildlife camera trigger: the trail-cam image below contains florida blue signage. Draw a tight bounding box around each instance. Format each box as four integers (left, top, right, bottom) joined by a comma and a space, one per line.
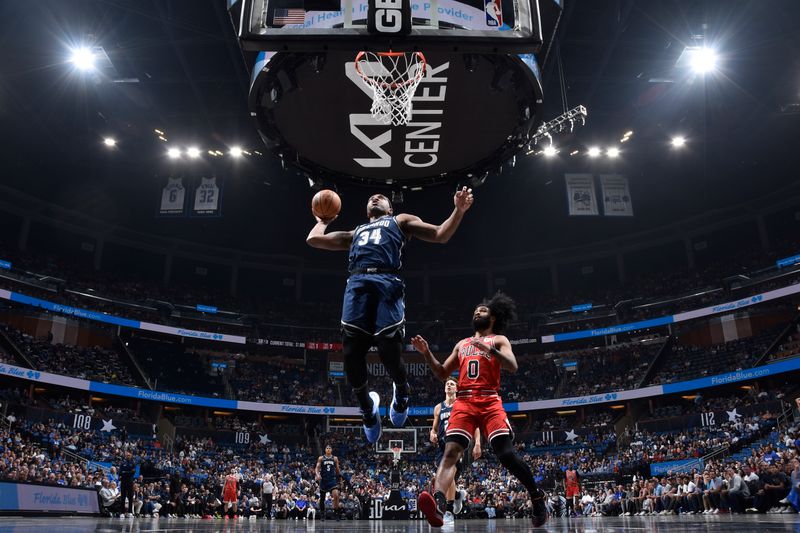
776, 253, 800, 268
0, 481, 100, 513
650, 458, 703, 476
1, 357, 799, 415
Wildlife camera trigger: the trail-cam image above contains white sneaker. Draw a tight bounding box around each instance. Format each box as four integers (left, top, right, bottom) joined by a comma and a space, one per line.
779, 498, 789, 504
453, 489, 467, 515
443, 511, 455, 526
712, 509, 719, 514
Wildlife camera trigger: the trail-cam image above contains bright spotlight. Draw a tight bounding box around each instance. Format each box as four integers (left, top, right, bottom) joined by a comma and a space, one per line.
167, 147, 181, 159
186, 147, 201, 159
587, 147, 601, 158
229, 146, 243, 158
607, 147, 620, 158
690, 47, 718, 74
671, 136, 686, 148
70, 47, 95, 71
543, 145, 557, 157
103, 137, 116, 147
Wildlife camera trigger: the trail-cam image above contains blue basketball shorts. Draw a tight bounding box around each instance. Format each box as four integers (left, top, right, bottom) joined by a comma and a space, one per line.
341, 274, 405, 337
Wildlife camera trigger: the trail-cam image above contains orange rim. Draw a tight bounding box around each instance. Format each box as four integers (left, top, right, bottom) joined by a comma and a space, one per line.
354, 51, 427, 89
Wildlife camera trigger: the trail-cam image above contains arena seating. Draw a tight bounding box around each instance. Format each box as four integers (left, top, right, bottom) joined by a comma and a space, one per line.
1, 384, 796, 519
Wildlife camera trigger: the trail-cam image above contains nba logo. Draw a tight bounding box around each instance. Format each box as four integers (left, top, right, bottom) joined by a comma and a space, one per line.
485, 0, 502, 27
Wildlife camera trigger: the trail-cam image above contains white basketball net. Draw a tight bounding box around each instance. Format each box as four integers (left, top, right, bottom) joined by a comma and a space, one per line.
391, 446, 402, 464
355, 51, 427, 126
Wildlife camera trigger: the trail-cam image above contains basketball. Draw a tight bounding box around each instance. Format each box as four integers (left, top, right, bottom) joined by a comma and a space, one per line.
312, 189, 341, 220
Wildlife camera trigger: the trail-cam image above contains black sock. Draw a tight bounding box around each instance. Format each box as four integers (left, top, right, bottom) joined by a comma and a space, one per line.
446, 501, 454, 513
353, 385, 374, 422
434, 491, 447, 515
498, 452, 540, 497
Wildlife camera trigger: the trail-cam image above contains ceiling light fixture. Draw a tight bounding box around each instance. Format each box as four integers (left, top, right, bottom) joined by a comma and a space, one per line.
69, 47, 95, 71
690, 47, 718, 74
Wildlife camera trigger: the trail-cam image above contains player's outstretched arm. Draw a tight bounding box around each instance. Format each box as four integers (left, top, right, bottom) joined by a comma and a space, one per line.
306, 217, 354, 251
397, 186, 474, 243
470, 335, 518, 373
430, 403, 441, 444
315, 456, 323, 480
472, 428, 482, 459
411, 335, 459, 380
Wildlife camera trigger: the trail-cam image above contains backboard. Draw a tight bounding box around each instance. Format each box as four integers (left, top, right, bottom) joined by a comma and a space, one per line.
227, 0, 563, 188
229, 0, 562, 54
375, 427, 418, 455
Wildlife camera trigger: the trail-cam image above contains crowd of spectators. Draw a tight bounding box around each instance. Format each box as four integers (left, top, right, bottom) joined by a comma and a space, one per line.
557, 437, 800, 518
230, 358, 337, 406
1, 325, 135, 385
2, 233, 799, 347
1, 383, 798, 520
2, 316, 798, 411
558, 340, 664, 397
644, 386, 793, 420
651, 329, 781, 385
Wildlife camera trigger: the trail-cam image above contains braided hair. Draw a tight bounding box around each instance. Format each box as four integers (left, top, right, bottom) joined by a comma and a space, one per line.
480, 291, 517, 335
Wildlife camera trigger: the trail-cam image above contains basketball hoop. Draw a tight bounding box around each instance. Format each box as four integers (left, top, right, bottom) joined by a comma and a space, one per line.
391, 445, 403, 465
355, 51, 427, 126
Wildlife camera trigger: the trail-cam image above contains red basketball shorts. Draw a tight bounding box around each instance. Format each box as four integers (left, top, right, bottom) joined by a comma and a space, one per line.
223, 488, 237, 503
445, 395, 512, 444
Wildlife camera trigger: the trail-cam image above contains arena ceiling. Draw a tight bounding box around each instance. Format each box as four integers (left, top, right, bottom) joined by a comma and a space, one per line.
0, 0, 799, 261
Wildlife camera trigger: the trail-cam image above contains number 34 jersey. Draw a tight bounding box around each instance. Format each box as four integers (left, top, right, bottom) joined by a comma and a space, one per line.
348, 215, 406, 272
457, 335, 501, 392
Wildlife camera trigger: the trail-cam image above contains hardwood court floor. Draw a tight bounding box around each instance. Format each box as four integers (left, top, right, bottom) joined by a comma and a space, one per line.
0, 514, 797, 532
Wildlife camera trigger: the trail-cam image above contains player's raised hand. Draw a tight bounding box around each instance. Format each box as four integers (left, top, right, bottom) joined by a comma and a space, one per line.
410, 335, 429, 353
453, 186, 474, 213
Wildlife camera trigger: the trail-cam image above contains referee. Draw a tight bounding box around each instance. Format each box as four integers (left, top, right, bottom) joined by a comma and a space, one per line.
119, 450, 137, 517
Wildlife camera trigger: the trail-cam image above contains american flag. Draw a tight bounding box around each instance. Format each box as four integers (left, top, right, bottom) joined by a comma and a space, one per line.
274, 8, 306, 25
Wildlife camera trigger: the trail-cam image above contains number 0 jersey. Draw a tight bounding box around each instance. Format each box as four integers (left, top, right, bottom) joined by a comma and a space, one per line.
456, 335, 501, 392
348, 215, 406, 272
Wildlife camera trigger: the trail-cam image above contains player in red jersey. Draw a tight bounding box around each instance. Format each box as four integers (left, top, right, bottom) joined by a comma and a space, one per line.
222, 467, 240, 519
411, 293, 548, 528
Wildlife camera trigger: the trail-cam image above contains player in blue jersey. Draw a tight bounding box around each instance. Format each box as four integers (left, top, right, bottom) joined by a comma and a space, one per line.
315, 445, 342, 520
307, 188, 474, 443
431, 377, 481, 525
